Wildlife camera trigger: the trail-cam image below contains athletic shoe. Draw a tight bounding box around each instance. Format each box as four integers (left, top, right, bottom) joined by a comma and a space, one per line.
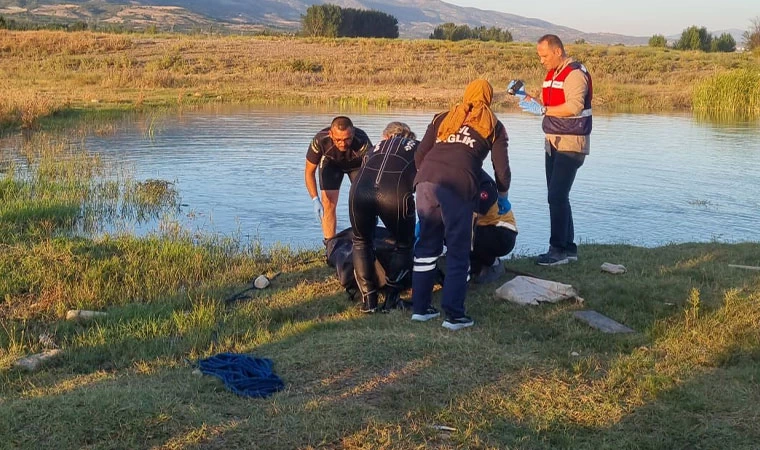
566, 249, 578, 261
411, 307, 440, 322
442, 315, 475, 331
536, 249, 571, 266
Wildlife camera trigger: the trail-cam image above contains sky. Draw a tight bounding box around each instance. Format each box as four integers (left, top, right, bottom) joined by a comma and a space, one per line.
443, 0, 758, 36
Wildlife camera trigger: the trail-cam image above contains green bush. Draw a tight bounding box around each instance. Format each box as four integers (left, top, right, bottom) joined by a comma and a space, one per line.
676, 25, 712, 51
711, 33, 736, 52
649, 34, 667, 48
289, 59, 323, 73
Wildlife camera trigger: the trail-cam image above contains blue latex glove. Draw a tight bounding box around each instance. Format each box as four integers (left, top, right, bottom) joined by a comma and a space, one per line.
312, 197, 323, 223
506, 80, 527, 100
519, 99, 546, 116
497, 194, 512, 214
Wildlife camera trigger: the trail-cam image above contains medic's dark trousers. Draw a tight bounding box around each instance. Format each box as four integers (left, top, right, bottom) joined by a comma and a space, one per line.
412, 182, 475, 319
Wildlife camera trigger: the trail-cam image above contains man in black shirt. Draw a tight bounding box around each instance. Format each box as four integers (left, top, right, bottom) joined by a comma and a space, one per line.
304, 116, 372, 240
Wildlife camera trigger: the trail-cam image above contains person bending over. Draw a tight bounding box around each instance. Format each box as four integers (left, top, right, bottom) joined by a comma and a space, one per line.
412, 79, 512, 331
470, 169, 518, 284
349, 122, 418, 313
304, 116, 372, 241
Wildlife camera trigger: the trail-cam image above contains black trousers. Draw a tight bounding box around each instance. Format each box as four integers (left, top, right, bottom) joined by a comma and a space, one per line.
545, 147, 584, 253
471, 225, 517, 274
348, 176, 415, 306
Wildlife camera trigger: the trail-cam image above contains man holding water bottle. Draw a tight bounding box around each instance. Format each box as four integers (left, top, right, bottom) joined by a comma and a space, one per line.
511, 34, 592, 266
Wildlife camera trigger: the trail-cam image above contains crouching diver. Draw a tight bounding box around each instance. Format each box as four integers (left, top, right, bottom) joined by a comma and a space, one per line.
471, 169, 518, 284
348, 122, 419, 313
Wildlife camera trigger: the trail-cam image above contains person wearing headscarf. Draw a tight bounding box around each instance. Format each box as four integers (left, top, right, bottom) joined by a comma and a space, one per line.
411, 79, 512, 330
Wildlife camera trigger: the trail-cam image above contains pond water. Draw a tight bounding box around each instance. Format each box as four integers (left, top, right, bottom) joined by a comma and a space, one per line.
4, 106, 760, 254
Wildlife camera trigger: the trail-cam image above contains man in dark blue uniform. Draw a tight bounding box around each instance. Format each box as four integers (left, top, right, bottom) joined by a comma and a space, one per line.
304, 116, 372, 240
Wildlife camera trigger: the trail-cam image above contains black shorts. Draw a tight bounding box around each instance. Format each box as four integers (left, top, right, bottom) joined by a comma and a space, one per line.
319, 159, 359, 191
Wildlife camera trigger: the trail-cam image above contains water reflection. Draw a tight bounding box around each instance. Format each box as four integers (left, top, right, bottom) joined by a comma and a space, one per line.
1, 106, 758, 254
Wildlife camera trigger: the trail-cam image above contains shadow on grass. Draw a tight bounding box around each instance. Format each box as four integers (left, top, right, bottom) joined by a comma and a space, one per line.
0, 242, 759, 448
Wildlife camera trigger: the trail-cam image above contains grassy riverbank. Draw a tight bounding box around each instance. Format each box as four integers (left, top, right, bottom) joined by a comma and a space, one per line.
1, 134, 759, 449
2, 30, 760, 131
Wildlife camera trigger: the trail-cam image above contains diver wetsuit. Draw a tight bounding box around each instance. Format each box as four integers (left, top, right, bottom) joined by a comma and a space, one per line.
306, 127, 372, 190
348, 136, 419, 311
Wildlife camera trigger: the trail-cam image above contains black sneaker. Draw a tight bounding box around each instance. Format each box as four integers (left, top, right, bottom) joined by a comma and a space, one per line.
411, 307, 440, 322
566, 250, 578, 261
442, 315, 474, 330
536, 250, 570, 266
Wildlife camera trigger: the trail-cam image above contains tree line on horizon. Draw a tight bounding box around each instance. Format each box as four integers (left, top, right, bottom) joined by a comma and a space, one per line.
300, 4, 398, 38
429, 22, 513, 42
648, 20, 760, 53
300, 4, 512, 42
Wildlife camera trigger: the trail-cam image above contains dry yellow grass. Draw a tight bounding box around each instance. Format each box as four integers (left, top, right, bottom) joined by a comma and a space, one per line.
1, 30, 759, 129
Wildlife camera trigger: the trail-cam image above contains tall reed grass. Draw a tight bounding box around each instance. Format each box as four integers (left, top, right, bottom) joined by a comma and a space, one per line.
692, 68, 760, 119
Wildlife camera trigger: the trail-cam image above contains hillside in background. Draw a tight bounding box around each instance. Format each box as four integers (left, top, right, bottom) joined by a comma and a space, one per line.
0, 0, 655, 44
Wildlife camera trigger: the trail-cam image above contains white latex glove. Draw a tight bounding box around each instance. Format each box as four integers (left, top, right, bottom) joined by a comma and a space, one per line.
312, 197, 324, 223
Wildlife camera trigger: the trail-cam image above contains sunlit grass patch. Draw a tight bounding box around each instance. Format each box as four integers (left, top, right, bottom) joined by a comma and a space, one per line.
693, 68, 760, 120
2, 31, 760, 133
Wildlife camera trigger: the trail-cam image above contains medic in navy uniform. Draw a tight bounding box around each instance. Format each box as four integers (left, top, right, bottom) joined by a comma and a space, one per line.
411, 79, 512, 331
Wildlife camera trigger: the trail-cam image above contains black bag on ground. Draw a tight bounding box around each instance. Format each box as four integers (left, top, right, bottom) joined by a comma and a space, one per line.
325, 227, 411, 302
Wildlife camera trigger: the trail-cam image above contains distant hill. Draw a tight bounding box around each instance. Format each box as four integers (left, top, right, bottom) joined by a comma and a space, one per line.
0, 0, 651, 44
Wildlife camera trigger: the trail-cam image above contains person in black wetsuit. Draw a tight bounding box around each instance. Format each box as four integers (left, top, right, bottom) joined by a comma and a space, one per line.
348, 122, 418, 313
304, 116, 372, 241
412, 79, 512, 331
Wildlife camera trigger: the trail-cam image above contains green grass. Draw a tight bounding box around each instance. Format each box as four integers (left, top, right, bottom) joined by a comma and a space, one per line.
1, 131, 759, 448
1, 242, 759, 449
692, 68, 760, 120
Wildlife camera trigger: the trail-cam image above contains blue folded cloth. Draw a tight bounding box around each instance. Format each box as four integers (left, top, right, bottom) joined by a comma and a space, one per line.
198, 353, 284, 398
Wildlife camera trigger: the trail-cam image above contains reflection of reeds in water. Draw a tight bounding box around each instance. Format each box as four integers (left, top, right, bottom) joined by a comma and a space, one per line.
692, 69, 760, 121
0, 133, 179, 239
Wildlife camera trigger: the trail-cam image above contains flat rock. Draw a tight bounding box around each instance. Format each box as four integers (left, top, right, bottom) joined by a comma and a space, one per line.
65, 310, 107, 321
14, 349, 63, 372
573, 310, 635, 333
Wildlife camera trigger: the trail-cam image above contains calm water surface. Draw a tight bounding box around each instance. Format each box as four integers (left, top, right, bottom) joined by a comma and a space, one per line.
6, 106, 760, 254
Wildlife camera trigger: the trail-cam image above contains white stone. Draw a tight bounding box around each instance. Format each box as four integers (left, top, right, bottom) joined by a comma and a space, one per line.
254, 275, 270, 289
